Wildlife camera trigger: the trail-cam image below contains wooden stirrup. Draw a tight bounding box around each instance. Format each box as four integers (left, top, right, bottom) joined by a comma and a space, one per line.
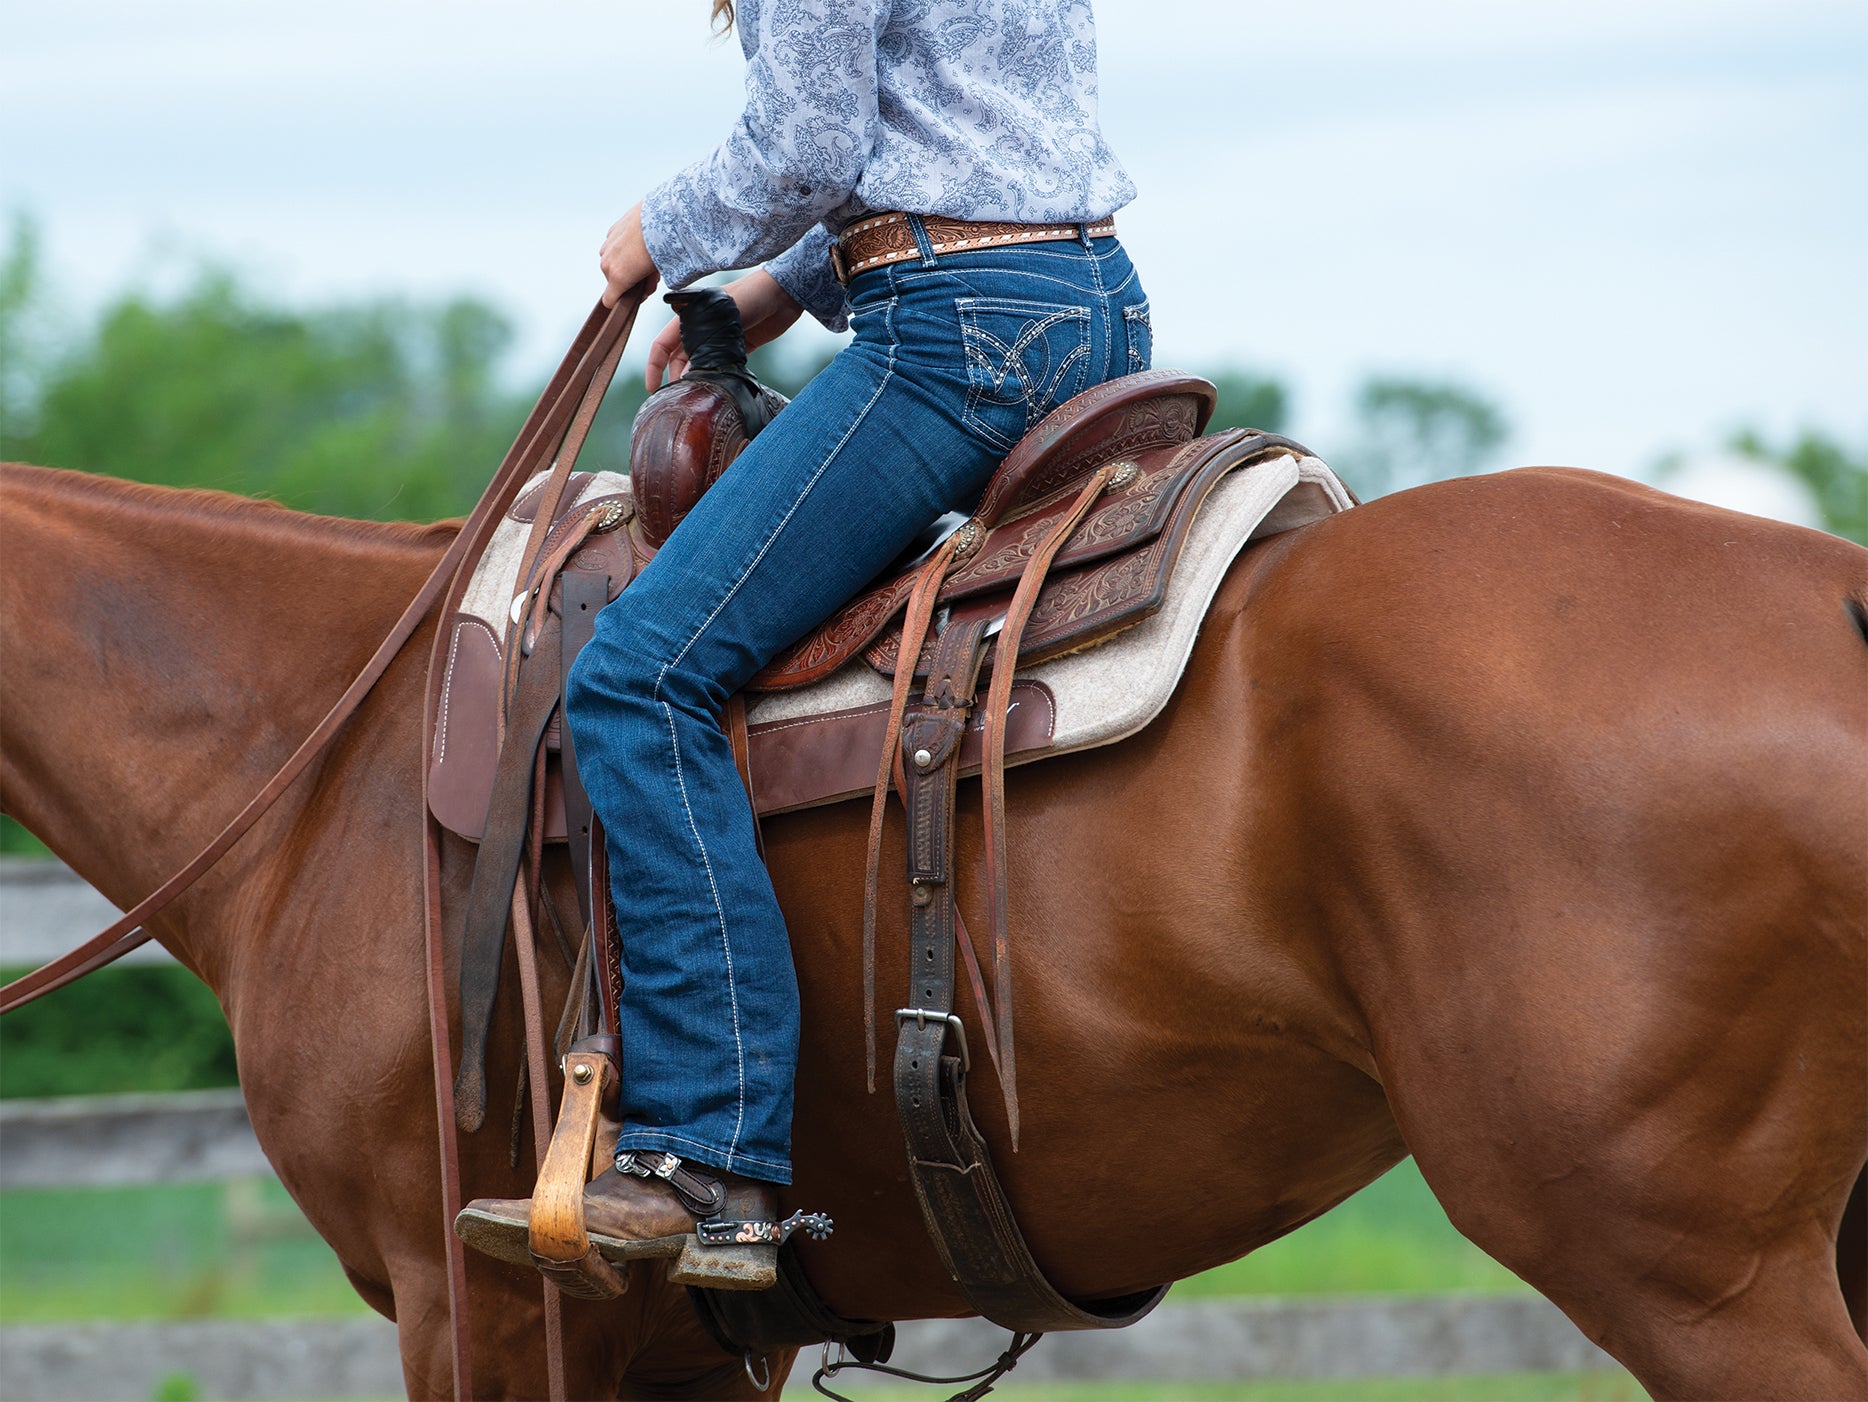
527, 1038, 627, 1301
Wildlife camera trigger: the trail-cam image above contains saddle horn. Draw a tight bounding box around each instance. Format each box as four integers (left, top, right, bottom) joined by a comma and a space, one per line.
630, 289, 789, 547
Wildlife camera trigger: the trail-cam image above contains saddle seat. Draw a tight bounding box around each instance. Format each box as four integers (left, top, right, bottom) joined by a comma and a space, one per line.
426, 368, 1351, 839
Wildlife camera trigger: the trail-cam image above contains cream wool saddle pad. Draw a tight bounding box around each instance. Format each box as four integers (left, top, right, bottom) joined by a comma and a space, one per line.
429, 452, 1352, 835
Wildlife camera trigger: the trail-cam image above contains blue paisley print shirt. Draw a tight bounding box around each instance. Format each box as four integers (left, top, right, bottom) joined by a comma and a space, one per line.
640, 0, 1135, 332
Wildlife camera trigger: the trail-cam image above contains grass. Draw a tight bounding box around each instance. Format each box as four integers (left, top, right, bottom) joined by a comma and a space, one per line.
0, 1159, 1520, 1322
142, 1385, 1644, 1402
0, 1166, 1646, 1399
1177, 1161, 1529, 1298
0, 1178, 369, 1321
850, 1381, 1643, 1402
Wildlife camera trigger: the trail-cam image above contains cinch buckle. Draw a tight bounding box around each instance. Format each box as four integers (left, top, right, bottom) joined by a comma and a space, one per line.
895, 1008, 970, 1072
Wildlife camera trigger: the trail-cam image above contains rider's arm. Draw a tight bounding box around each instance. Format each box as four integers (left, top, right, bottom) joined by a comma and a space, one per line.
639, 1, 887, 323
761, 227, 847, 332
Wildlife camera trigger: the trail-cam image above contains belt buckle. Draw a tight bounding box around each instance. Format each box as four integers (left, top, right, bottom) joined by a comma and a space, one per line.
829, 239, 851, 286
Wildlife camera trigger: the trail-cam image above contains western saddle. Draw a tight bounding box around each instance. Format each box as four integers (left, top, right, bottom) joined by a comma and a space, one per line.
430, 290, 1319, 1364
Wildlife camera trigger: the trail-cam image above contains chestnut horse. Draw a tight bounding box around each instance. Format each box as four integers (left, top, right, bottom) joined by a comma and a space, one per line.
1, 459, 1863, 1400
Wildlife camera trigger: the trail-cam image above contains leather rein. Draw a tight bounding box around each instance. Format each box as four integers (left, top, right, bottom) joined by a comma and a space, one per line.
0, 289, 651, 1401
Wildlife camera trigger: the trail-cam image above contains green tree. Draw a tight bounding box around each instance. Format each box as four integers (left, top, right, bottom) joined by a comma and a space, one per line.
0, 234, 546, 522
1340, 376, 1509, 498
1729, 427, 1867, 545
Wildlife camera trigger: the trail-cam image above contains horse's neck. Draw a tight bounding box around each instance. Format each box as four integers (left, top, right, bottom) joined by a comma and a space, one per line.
0, 466, 453, 973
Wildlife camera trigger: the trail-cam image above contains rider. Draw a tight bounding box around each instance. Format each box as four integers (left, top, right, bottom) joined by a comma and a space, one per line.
461, 0, 1148, 1286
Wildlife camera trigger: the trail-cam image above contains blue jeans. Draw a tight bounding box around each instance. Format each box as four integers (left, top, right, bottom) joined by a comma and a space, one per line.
564, 225, 1150, 1183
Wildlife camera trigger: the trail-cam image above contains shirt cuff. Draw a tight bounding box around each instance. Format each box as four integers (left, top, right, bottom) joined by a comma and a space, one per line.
639, 175, 716, 293
764, 227, 850, 333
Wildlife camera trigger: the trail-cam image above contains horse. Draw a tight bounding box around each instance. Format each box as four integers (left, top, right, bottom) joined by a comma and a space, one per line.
1, 458, 1863, 1400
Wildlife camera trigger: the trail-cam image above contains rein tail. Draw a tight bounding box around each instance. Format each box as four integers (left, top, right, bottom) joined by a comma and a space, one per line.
419, 286, 649, 1402
978, 463, 1113, 1149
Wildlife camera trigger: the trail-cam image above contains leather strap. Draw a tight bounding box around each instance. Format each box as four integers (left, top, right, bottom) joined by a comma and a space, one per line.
977, 464, 1113, 1146
834, 212, 1118, 284
559, 568, 613, 932
893, 618, 1169, 1334
412, 290, 646, 1397
688, 1247, 895, 1364
455, 625, 564, 1132
511, 859, 568, 1398
861, 530, 969, 1088
724, 693, 765, 864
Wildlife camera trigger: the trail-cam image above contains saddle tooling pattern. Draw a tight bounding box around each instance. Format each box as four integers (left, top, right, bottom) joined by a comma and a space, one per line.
426, 374, 1354, 839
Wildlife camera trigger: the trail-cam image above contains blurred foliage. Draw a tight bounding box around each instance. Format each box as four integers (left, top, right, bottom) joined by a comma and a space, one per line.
3, 225, 531, 520
0, 218, 845, 522
1338, 376, 1510, 498
1, 814, 50, 854
1204, 368, 1289, 435
0, 964, 238, 1098
1730, 426, 1867, 545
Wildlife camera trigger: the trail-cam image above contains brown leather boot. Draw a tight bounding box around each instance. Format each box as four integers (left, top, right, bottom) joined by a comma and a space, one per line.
454, 1151, 829, 1291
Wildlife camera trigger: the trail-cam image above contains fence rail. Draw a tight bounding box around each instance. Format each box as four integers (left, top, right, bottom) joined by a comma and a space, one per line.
0, 1088, 267, 1188
0, 1297, 1616, 1401
0, 857, 169, 968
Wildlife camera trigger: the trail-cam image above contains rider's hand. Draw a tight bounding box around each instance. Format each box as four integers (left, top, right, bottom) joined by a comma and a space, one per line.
599, 204, 660, 308
644, 270, 805, 392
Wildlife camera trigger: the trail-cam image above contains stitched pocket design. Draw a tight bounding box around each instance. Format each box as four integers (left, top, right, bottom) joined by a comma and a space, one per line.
957, 298, 1093, 453
1123, 301, 1153, 376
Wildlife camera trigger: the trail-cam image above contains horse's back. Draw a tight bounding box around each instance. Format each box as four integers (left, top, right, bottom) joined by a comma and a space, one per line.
1240, 466, 1867, 878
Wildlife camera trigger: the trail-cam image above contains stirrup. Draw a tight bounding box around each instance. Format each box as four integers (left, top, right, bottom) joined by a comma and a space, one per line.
615, 1150, 835, 1246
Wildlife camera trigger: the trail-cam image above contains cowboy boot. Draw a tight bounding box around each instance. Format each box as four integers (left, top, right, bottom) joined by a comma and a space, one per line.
454, 1151, 829, 1291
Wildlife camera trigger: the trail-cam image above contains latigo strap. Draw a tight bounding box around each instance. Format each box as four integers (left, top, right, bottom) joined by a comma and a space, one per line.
880, 476, 1172, 1335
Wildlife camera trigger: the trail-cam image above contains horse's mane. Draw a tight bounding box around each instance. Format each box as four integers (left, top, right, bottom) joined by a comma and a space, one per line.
3, 462, 463, 553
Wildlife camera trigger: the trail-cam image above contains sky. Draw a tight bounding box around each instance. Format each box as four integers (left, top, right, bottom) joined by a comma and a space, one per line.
3, 0, 1864, 512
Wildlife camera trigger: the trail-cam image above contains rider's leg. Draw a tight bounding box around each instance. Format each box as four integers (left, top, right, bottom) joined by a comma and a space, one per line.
567, 234, 1148, 1189
458, 232, 1149, 1283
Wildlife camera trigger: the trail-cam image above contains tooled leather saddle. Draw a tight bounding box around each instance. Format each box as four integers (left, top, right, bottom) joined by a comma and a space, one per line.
431, 290, 1329, 1354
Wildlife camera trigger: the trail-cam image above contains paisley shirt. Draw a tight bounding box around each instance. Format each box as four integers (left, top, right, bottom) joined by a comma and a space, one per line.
639, 0, 1135, 332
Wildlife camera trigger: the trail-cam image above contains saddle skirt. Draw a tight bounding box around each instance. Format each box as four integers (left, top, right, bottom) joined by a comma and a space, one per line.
427, 376, 1353, 840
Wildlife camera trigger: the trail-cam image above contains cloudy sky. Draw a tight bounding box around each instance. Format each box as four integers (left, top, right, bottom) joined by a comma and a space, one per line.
5, 0, 1863, 503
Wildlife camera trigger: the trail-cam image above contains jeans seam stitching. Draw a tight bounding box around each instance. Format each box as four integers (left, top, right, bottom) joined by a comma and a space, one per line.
1086, 241, 1111, 382
658, 698, 749, 1159
958, 302, 1091, 452
645, 322, 901, 1165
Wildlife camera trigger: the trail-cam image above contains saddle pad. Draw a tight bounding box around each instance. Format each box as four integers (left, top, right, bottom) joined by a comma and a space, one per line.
428, 470, 633, 839
429, 455, 1352, 835
742, 452, 1352, 815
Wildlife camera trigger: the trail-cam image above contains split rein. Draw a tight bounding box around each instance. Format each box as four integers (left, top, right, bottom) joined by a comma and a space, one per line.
0, 291, 646, 1021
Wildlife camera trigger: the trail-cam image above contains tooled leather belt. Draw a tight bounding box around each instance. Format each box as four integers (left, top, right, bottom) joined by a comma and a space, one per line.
831, 211, 1119, 284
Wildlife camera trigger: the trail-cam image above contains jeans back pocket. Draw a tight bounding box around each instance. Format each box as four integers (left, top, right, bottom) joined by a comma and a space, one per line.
957, 297, 1093, 454
1123, 301, 1153, 376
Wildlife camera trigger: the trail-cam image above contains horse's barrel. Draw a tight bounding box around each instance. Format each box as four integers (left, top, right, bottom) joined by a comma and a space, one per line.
629, 290, 788, 548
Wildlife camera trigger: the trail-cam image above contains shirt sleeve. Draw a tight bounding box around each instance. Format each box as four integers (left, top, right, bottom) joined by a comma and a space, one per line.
763, 225, 850, 331
640, 0, 890, 294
